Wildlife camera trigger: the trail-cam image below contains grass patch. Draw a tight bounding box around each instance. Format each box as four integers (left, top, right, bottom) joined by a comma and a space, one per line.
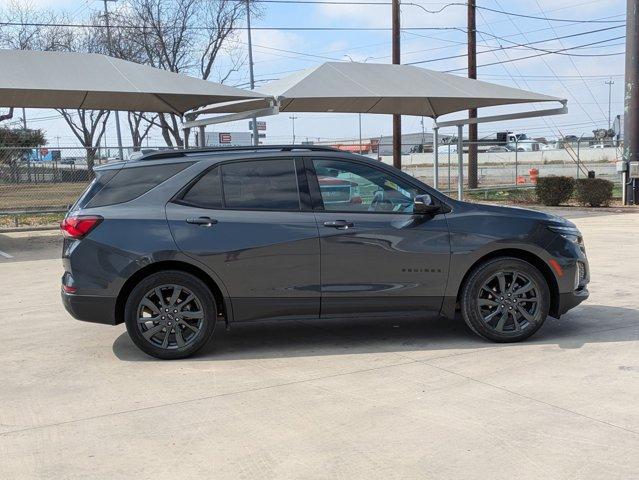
0, 212, 65, 229
0, 182, 88, 210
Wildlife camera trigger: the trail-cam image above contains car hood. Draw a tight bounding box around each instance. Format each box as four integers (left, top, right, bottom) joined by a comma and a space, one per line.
457, 201, 575, 227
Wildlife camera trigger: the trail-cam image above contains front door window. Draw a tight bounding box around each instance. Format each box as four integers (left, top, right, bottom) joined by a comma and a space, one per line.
313, 159, 421, 213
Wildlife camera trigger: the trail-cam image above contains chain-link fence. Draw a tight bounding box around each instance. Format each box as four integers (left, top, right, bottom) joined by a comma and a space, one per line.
0, 140, 625, 230
0, 146, 172, 229
376, 138, 622, 196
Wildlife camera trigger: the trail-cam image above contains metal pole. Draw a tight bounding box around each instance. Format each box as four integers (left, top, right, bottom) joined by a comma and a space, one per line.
246, 0, 259, 146
392, 0, 401, 170
457, 124, 464, 200
448, 143, 451, 191
358, 113, 362, 154
433, 126, 439, 189
184, 128, 190, 149
624, 0, 639, 204
515, 138, 519, 188
21, 108, 27, 129
199, 126, 206, 147
467, 0, 478, 189
577, 134, 583, 178
605, 79, 615, 130
289, 116, 297, 144
102, 0, 124, 160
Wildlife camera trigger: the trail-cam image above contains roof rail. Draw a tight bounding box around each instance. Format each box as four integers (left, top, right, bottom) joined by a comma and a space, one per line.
137, 145, 341, 161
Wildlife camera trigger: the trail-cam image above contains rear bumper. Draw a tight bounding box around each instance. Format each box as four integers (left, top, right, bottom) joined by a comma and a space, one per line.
556, 287, 589, 317
61, 290, 118, 325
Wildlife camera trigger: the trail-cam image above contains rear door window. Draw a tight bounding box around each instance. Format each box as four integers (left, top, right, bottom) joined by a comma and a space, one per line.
181, 167, 222, 209
221, 159, 300, 211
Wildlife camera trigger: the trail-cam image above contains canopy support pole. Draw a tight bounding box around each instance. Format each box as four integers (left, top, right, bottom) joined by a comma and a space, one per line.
182, 106, 279, 129
457, 124, 464, 200
433, 126, 439, 189
199, 126, 206, 147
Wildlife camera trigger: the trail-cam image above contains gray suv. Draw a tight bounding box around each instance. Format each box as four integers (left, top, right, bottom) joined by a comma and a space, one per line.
61, 146, 589, 359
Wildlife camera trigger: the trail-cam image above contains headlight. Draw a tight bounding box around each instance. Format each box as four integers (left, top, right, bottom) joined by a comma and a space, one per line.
548, 225, 583, 247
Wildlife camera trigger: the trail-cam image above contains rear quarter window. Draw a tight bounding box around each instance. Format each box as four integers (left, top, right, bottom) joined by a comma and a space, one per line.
85, 162, 191, 208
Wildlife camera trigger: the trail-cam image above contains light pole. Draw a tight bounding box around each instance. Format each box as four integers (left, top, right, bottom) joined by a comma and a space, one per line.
101, 0, 124, 160
289, 116, 298, 144
246, 0, 259, 146
605, 79, 614, 131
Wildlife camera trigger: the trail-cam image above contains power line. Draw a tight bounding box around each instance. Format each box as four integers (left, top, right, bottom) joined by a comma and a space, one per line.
532, 0, 608, 124
488, 0, 599, 131
407, 24, 625, 65
444, 36, 625, 72
0, 21, 460, 31
210, 0, 626, 26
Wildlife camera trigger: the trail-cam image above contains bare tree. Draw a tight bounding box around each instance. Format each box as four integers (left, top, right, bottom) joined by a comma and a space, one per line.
58, 109, 111, 171
91, 7, 159, 150
127, 112, 156, 150
125, 0, 249, 147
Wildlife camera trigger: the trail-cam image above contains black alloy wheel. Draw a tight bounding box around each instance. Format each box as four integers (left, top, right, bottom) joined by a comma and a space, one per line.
460, 257, 550, 342
136, 284, 204, 350
124, 271, 217, 359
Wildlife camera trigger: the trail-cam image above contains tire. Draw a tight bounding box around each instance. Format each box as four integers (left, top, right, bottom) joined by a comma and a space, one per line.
460, 257, 550, 343
124, 270, 217, 359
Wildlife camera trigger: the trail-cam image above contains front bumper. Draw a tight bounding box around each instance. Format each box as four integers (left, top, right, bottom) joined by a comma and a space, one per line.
62, 289, 118, 325
556, 286, 589, 317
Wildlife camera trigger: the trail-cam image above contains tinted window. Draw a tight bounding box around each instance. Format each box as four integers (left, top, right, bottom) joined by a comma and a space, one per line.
72, 168, 118, 210
181, 167, 222, 209
222, 160, 300, 210
86, 163, 191, 208
313, 159, 420, 213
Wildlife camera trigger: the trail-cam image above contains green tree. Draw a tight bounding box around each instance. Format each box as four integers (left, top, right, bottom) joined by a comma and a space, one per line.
0, 127, 47, 183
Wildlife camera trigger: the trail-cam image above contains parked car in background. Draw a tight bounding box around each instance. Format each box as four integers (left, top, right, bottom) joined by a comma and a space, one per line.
486, 146, 514, 153
590, 144, 605, 149
61, 146, 590, 359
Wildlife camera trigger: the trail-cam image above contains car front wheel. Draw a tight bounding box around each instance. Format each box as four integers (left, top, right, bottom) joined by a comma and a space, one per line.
124, 271, 217, 359
460, 257, 550, 342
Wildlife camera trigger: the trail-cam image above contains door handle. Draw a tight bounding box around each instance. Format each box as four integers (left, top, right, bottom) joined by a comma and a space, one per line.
323, 220, 354, 230
186, 216, 217, 226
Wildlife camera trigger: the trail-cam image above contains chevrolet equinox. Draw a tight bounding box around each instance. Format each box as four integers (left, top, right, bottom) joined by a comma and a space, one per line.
61, 146, 589, 359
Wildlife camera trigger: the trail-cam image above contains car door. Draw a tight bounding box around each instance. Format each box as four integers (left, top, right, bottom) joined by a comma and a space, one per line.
166, 158, 320, 322
308, 157, 450, 317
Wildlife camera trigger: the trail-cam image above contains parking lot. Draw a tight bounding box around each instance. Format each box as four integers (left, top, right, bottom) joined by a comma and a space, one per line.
1, 208, 639, 480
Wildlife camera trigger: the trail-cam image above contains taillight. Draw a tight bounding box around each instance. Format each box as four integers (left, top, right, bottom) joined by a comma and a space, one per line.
60, 215, 103, 239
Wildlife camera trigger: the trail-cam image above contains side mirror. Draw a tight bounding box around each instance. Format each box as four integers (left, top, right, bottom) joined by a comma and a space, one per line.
414, 194, 441, 215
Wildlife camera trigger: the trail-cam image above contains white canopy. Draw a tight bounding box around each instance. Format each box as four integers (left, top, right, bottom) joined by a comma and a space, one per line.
193, 62, 564, 118
0, 50, 266, 115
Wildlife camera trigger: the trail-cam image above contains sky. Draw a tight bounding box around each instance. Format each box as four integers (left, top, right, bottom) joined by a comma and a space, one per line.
3, 0, 628, 149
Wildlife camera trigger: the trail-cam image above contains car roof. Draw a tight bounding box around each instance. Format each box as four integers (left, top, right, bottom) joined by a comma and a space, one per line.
94, 145, 377, 172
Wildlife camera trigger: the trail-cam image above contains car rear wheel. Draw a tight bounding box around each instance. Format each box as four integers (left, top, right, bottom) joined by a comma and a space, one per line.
460, 257, 550, 342
124, 271, 217, 359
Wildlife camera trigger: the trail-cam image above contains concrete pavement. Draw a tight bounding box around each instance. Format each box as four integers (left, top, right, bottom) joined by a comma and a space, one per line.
1, 210, 638, 479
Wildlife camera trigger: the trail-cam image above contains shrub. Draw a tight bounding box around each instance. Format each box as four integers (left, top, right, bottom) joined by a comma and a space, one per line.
574, 178, 614, 207
535, 176, 574, 206
510, 189, 537, 205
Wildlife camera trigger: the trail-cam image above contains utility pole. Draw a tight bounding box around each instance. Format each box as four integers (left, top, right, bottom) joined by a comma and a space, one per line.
392, 0, 401, 169
605, 79, 614, 130
246, 0, 259, 146
289, 116, 298, 144
21, 108, 27, 129
624, 0, 639, 205
467, 0, 478, 189
101, 0, 124, 160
